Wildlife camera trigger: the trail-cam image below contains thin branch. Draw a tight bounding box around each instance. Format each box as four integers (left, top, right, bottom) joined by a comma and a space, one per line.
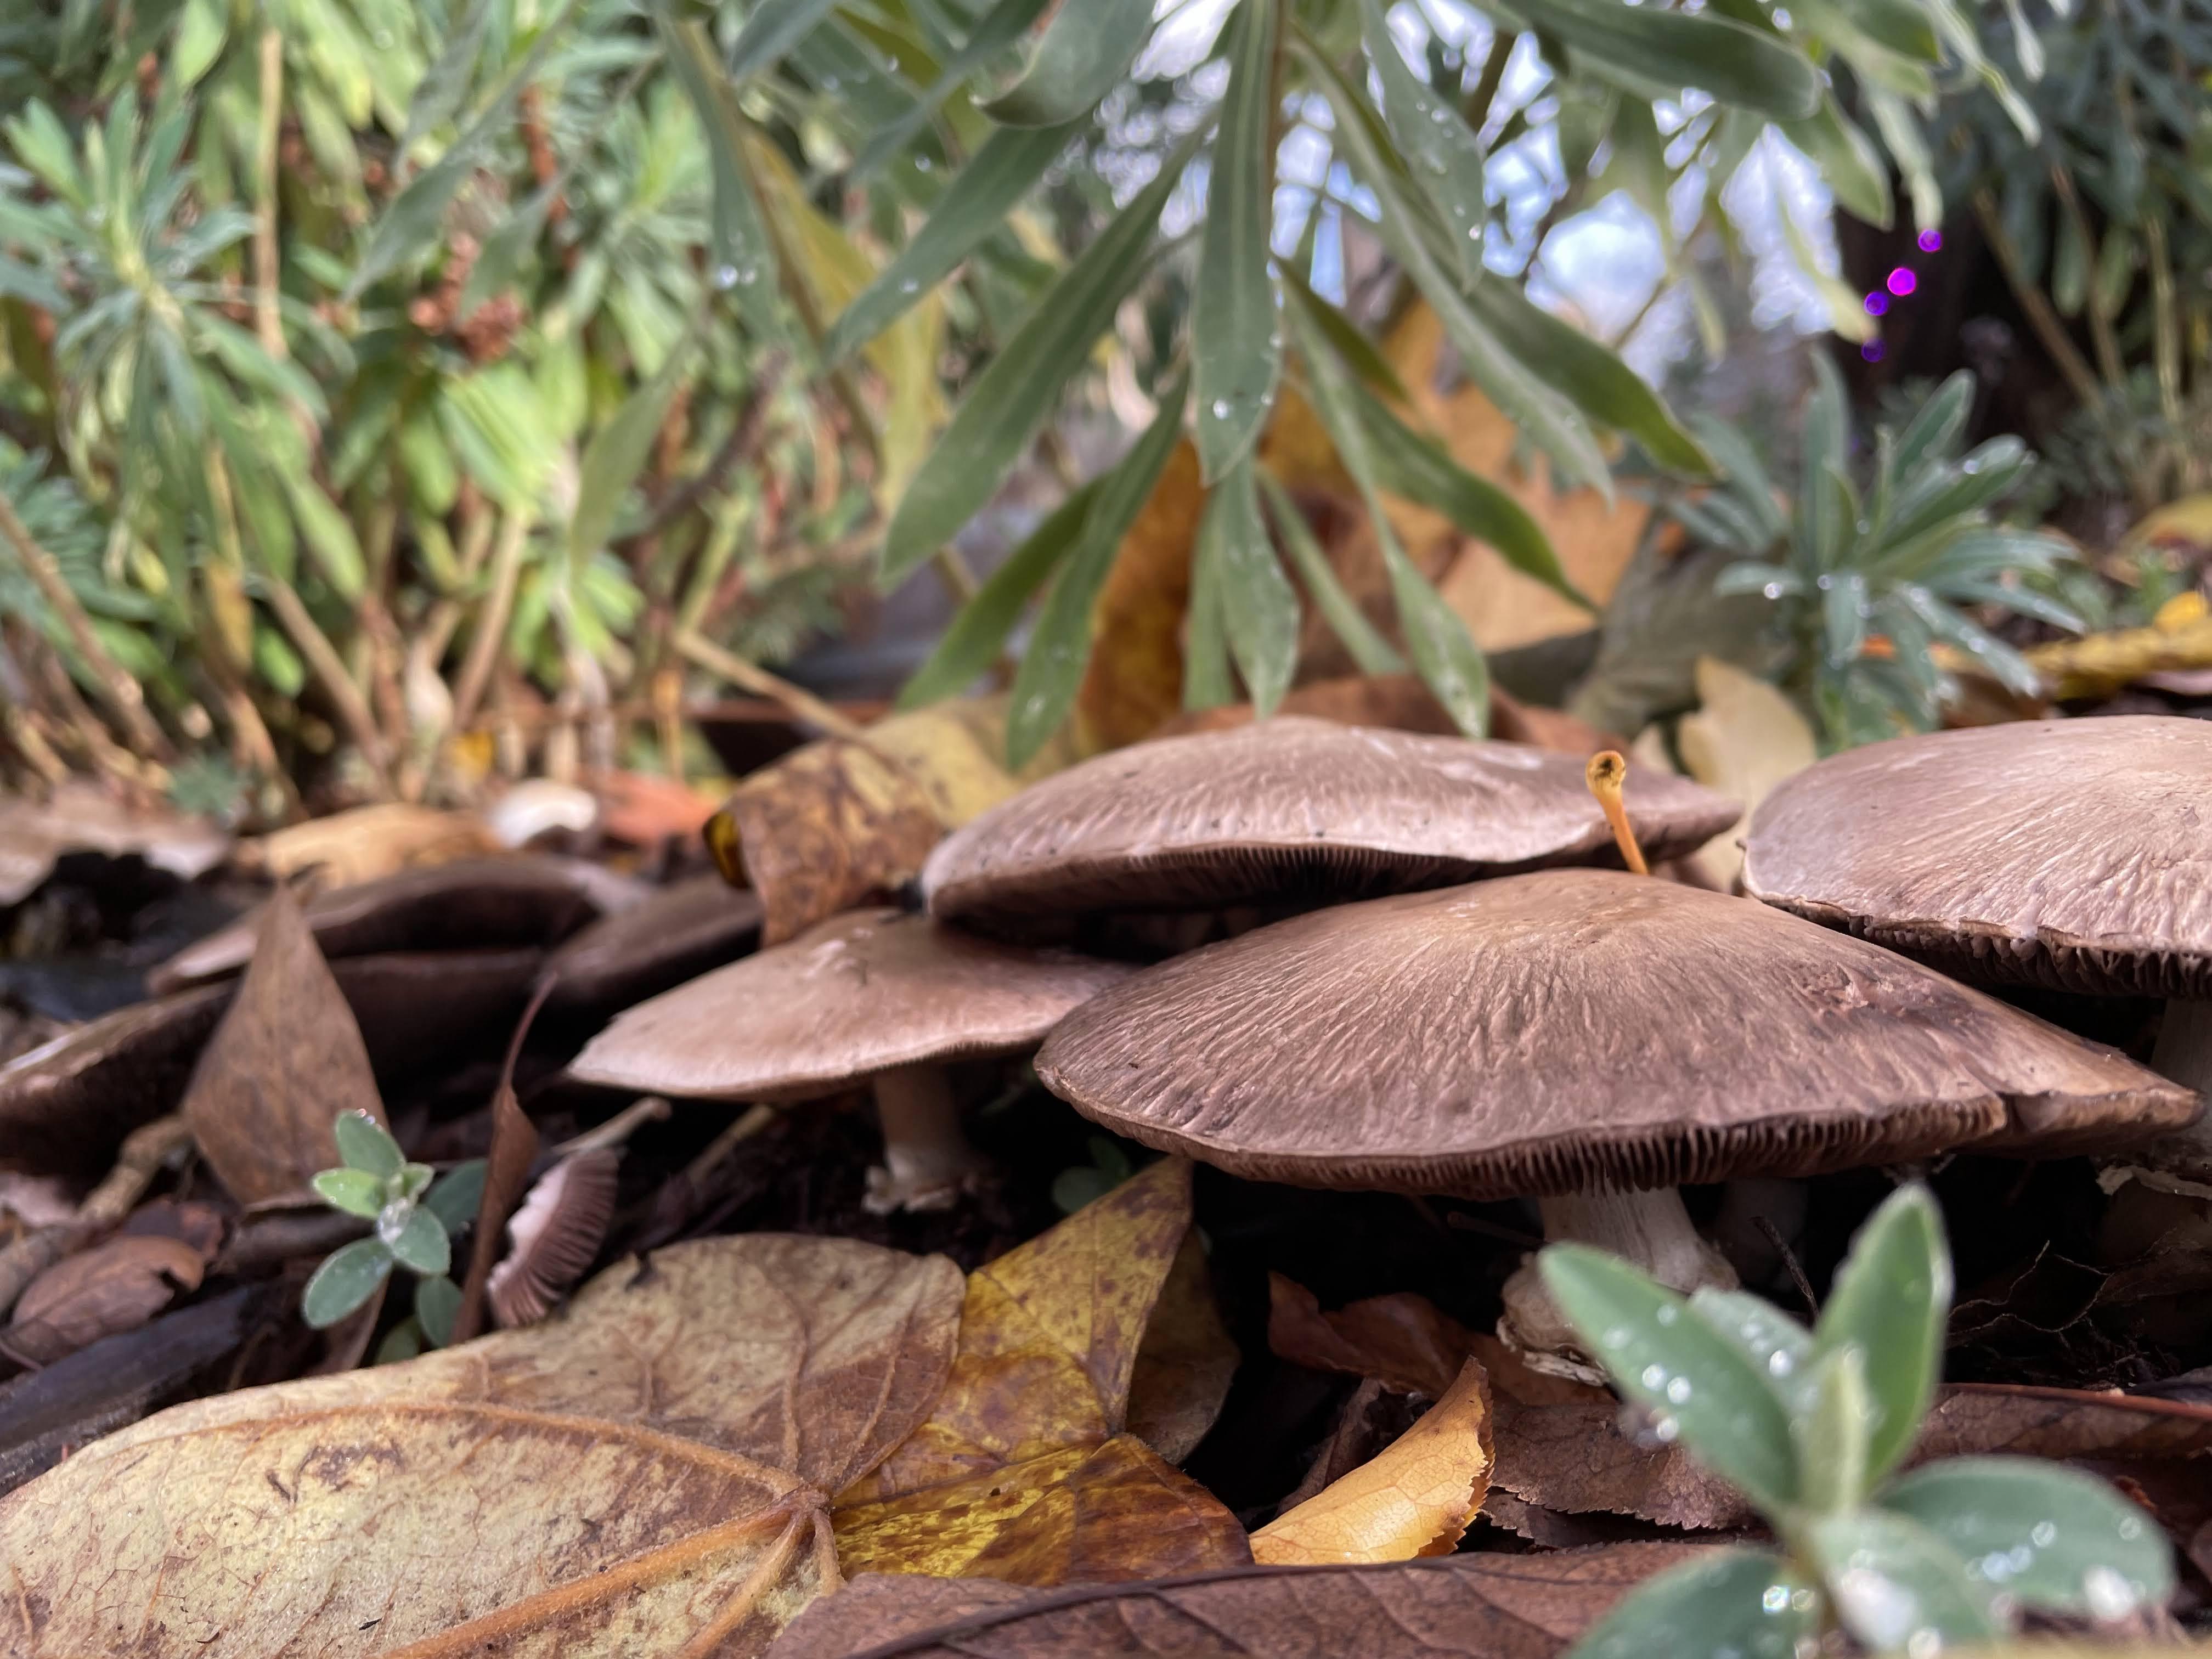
261, 572, 396, 795
673, 629, 867, 740
452, 509, 533, 732
0, 488, 172, 760
1972, 189, 2102, 411
253, 28, 286, 360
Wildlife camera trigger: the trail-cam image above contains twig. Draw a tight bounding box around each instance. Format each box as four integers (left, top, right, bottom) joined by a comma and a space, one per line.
253, 27, 286, 360
1972, 189, 2102, 412
633, 356, 787, 543
0, 1115, 192, 1318
261, 572, 396, 795
1755, 1215, 1819, 1321
0, 489, 172, 761
451, 509, 533, 732
673, 629, 867, 740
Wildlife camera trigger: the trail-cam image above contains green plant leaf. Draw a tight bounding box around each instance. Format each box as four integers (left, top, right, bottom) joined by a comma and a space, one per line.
1360, 0, 1486, 285
1538, 1244, 1798, 1513
1005, 369, 1188, 768
334, 1109, 403, 1178
424, 1160, 487, 1237
414, 1273, 463, 1348
1795, 1344, 1873, 1514
658, 8, 778, 314
1346, 370, 1589, 608
1566, 1546, 1822, 1659
1193, 0, 1282, 483
1508, 0, 1820, 118
1802, 1508, 2002, 1652
302, 1237, 394, 1328
375, 1316, 425, 1365
1887, 371, 1974, 484
727, 0, 844, 82
1688, 1287, 1814, 1410
1184, 496, 1238, 711
311, 1168, 387, 1220
1780, 96, 1893, 230
1280, 270, 1411, 404
1880, 1457, 2175, 1619
979, 0, 1153, 127
380, 1202, 452, 1278
568, 335, 692, 571
849, 0, 1056, 180
1812, 1184, 1949, 1489
399, 0, 495, 154
1209, 456, 1298, 715
1258, 470, 1402, 676
827, 119, 1079, 363
882, 129, 1196, 582
899, 479, 1098, 709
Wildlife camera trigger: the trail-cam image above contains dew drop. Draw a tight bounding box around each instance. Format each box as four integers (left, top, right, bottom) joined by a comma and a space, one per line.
2118, 1517, 2143, 1541
1650, 1413, 1680, 1443
1768, 1350, 1795, 1376
2083, 1566, 2138, 1620
1762, 1586, 1790, 1614
1211, 398, 1232, 419
1962, 458, 1982, 474
2031, 1521, 2057, 1548
1655, 1304, 1679, 1325
1763, 583, 1784, 600
1640, 1363, 1667, 1390
899, 279, 920, 294
1604, 1327, 1630, 1348
1665, 1375, 1692, 1403
714, 264, 740, 290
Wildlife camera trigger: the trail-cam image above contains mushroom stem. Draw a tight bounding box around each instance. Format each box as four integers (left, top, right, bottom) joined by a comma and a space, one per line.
865, 1063, 988, 1214
1498, 1186, 1737, 1383
1585, 752, 1647, 875
2125, 999, 2212, 1193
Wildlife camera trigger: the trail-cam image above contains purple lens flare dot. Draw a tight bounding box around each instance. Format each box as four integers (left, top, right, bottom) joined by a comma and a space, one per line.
1886, 267, 1917, 297
1864, 292, 1889, 316
1861, 340, 1886, 363
1917, 229, 1943, 252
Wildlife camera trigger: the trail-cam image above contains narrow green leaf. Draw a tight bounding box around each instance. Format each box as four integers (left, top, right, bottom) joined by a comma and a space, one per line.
414, 1273, 463, 1347
883, 129, 1197, 582
334, 1109, 403, 1177
1183, 501, 1238, 710
1865, 86, 1939, 230
1889, 371, 1974, 482
1361, 0, 1486, 283
1567, 1547, 1821, 1659
1781, 97, 1893, 230
1209, 456, 1298, 714
828, 119, 1079, 364
849, 0, 1056, 180
1539, 1243, 1799, 1513
1822, 568, 1870, 665
979, 0, 1153, 127
1005, 370, 1188, 767
2050, 209, 2090, 317
898, 480, 1098, 708
2092, 225, 2135, 317
1280, 269, 1410, 404
381, 1203, 452, 1277
171, 0, 229, 87
1193, 0, 1282, 483
1880, 1457, 2175, 1618
1803, 1509, 2002, 1652
312, 1168, 387, 1220
568, 337, 692, 571
461, 180, 558, 315
1505, 0, 1818, 117
727, 0, 844, 83
375, 1317, 425, 1365
399, 0, 495, 154
1259, 470, 1402, 675
302, 1238, 393, 1328
658, 8, 779, 313
1813, 1184, 1949, 1488
424, 1160, 487, 1237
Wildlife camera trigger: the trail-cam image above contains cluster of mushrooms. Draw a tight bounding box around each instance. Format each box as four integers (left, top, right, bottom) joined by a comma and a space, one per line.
573, 712, 2208, 1378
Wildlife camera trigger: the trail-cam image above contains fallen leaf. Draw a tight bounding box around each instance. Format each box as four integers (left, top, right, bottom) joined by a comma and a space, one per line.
1917, 1384, 2212, 1463
120, 1198, 228, 1260
1251, 1356, 1494, 1565
709, 737, 944, 946
242, 800, 500, 886
768, 1541, 1707, 1658
1279, 1378, 1427, 1511
0, 783, 229, 907
1076, 436, 1206, 751
833, 1161, 1249, 1584
592, 768, 724, 848
864, 702, 1027, 830
540, 874, 764, 1018
1267, 1273, 1470, 1400
0, 985, 230, 1181
1671, 656, 1811, 888
453, 1079, 542, 1346
1126, 1232, 1238, 1465
2, 1233, 206, 1365
179, 887, 389, 1205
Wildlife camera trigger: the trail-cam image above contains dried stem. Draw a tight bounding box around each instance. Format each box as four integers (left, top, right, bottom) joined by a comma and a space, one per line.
674, 628, 867, 740
0, 1114, 191, 1318
452, 509, 533, 731
1973, 188, 2102, 412
253, 28, 286, 360
261, 571, 396, 795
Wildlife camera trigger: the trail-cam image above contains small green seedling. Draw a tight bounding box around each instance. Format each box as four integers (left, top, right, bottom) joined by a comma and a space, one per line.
303, 1111, 485, 1356
1545, 1185, 2172, 1657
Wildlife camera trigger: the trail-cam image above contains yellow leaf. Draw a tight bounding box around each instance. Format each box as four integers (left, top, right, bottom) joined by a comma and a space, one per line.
245, 803, 499, 886
1672, 656, 1812, 888
1076, 436, 1209, 751
865, 700, 1026, 828
1250, 1356, 1496, 1565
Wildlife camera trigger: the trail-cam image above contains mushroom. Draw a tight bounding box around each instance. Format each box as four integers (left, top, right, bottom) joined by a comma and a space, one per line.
923, 716, 1739, 938
487, 1148, 620, 1328
538, 873, 764, 1016
1034, 869, 2196, 1376
566, 908, 1132, 1212
1742, 716, 2212, 1182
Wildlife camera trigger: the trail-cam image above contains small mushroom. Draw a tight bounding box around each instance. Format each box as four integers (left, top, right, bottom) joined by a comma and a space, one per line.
486, 1149, 620, 1328
566, 909, 1132, 1212
1034, 869, 2195, 1378
923, 716, 1740, 937
1742, 716, 2212, 1181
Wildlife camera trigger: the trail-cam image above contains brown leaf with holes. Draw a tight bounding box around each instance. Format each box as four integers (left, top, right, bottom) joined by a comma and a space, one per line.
710, 738, 944, 945
3, 1234, 206, 1365
769, 1542, 1708, 1658
1251, 1357, 1494, 1565
833, 1160, 1248, 1584
178, 887, 389, 1205
1126, 1233, 1238, 1465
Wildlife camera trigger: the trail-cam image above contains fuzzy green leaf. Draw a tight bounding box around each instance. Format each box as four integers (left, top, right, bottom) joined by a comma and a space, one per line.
1803, 1508, 2002, 1652
1259, 470, 1402, 676
1567, 1547, 1822, 1659
728, 0, 844, 83
423, 1160, 487, 1237
380, 1202, 452, 1278
1361, 0, 1486, 284
1813, 1184, 1950, 1488
334, 1109, 403, 1178
312, 1168, 387, 1220
414, 1273, 463, 1348
302, 1238, 394, 1328
1209, 456, 1299, 715
1518, 0, 1821, 119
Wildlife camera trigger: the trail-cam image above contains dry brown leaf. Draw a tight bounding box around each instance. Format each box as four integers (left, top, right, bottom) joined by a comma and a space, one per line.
1488, 1393, 1758, 1532
1917, 1384, 2212, 1463
708, 738, 944, 946
1125, 1232, 1238, 1465
769, 1541, 1706, 1658
3, 1232, 206, 1365
0, 985, 230, 1181
833, 1160, 1248, 1584
0, 782, 230, 907
179, 887, 389, 1205
453, 1078, 541, 1345
244, 801, 499, 885
1266, 1273, 1470, 1400
1075, 436, 1206, 751
592, 768, 724, 848
1671, 656, 1810, 889
1251, 1357, 1494, 1565
863, 702, 1026, 830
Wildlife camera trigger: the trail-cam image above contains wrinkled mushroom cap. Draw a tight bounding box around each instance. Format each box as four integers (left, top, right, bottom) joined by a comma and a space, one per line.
1036, 870, 2197, 1199
568, 908, 1133, 1101
923, 717, 1741, 927
1743, 717, 2212, 998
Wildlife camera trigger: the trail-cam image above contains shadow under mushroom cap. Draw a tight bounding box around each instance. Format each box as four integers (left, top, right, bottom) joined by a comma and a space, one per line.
1743, 716, 2212, 1000
566, 907, 1133, 1102
923, 717, 1742, 926
1034, 869, 2199, 1201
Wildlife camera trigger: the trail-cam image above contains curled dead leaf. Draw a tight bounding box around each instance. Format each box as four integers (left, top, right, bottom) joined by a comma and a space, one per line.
862, 702, 1027, 830
768, 1542, 1708, 1658
1251, 1356, 1494, 1565
3, 1232, 206, 1365
0, 783, 229, 908
1266, 1273, 1470, 1401
242, 801, 500, 886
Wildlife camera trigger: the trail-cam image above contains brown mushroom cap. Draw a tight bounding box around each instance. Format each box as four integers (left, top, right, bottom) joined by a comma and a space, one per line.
1035, 869, 2196, 1199
567, 907, 1133, 1101
1743, 717, 2212, 998
923, 716, 1741, 927
541, 874, 764, 1014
